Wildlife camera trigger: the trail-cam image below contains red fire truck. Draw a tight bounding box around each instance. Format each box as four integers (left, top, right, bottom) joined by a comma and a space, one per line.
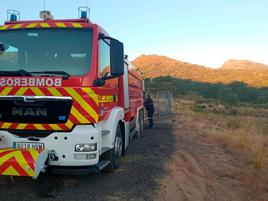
0, 8, 144, 178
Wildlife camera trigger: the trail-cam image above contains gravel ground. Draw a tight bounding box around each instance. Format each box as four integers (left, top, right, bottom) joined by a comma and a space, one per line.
0, 115, 175, 201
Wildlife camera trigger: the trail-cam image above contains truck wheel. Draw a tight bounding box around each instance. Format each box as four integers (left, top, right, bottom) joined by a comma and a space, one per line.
102, 125, 122, 172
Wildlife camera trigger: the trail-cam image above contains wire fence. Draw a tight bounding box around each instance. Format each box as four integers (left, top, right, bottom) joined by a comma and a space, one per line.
151, 91, 173, 115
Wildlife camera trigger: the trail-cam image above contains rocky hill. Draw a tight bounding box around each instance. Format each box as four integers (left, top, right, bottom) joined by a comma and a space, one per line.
221, 59, 268, 71
133, 55, 268, 87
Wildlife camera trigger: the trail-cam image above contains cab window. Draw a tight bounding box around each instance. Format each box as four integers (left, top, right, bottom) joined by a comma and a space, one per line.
99, 39, 110, 77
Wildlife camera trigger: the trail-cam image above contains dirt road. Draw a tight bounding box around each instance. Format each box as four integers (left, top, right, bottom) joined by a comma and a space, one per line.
0, 116, 174, 201
0, 114, 265, 201
156, 114, 265, 201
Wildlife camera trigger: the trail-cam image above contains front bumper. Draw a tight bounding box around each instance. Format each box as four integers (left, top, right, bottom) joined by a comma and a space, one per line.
0, 148, 48, 178
0, 125, 101, 167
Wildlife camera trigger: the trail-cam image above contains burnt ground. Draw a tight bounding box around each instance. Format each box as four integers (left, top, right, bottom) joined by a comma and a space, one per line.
0, 115, 175, 201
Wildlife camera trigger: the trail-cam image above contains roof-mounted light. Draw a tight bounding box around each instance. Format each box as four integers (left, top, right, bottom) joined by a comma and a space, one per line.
78, 6, 90, 19
7, 9, 20, 22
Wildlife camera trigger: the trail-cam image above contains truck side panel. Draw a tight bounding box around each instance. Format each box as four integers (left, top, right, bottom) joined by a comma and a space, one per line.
128, 67, 144, 121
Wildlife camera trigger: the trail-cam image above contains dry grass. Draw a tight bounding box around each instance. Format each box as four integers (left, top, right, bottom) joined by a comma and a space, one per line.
173, 97, 268, 170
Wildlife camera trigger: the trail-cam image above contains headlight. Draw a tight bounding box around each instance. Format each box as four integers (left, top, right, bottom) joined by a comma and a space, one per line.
75, 143, 97, 152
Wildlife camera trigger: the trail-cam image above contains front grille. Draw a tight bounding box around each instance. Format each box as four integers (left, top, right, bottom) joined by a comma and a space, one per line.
0, 96, 72, 124
8, 129, 53, 137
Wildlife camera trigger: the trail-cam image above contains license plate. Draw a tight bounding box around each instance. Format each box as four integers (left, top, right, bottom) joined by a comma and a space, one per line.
13, 142, 45, 150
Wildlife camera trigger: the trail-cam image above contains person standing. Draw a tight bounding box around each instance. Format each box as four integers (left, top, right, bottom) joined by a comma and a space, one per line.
145, 95, 155, 128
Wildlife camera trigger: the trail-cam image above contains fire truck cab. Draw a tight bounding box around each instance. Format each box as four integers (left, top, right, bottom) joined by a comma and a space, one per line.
0, 8, 144, 178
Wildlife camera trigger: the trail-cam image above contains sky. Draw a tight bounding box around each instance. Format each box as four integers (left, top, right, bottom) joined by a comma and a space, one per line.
0, 0, 268, 68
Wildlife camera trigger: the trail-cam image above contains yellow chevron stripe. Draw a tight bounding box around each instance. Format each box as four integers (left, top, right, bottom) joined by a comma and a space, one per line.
0, 150, 37, 176
65, 88, 98, 121
16, 124, 27, 130
56, 22, 66, 27
0, 151, 14, 166
2, 166, 19, 176
48, 88, 76, 129
33, 124, 45, 130
40, 22, 50, 28
0, 87, 12, 96
0, 25, 9, 30
72, 22, 82, 28
15, 151, 35, 176
29, 149, 39, 160
49, 124, 62, 130
70, 107, 89, 123
1, 123, 11, 129
12, 24, 23, 29
82, 88, 98, 105
47, 87, 62, 96
15, 87, 28, 96
0, 148, 14, 153
65, 120, 73, 129
31, 87, 45, 96
26, 23, 37, 28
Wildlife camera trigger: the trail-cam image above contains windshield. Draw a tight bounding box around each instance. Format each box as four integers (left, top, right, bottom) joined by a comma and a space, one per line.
0, 28, 93, 76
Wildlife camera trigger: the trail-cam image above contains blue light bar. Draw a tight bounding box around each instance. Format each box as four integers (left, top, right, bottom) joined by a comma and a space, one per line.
81, 11, 87, 19
78, 6, 90, 19
10, 14, 17, 21
7, 9, 20, 22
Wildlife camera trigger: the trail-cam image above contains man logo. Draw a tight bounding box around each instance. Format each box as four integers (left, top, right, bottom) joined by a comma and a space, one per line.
12, 107, 47, 116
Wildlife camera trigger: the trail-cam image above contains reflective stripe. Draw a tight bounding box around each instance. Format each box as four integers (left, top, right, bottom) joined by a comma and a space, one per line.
33, 124, 45, 130
82, 88, 98, 104
31, 87, 45, 96
49, 124, 62, 130
55, 22, 66, 27
0, 87, 12, 95
12, 24, 23, 29
0, 87, 99, 130
1, 123, 12, 129
40, 23, 50, 28
99, 95, 118, 103
3, 166, 19, 176
16, 124, 27, 130
65, 120, 73, 129
15, 87, 28, 96
65, 88, 98, 121
26, 23, 37, 28
72, 22, 82, 28
0, 25, 9, 30
70, 107, 89, 123
0, 22, 86, 30
48, 87, 62, 96
0, 149, 40, 177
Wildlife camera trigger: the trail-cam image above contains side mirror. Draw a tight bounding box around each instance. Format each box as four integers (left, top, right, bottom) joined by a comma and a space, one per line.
110, 39, 124, 76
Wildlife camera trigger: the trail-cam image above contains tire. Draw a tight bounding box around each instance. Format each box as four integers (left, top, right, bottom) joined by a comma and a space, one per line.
102, 124, 123, 172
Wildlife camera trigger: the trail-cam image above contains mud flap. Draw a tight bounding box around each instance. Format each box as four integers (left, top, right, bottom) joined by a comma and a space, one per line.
0, 148, 48, 179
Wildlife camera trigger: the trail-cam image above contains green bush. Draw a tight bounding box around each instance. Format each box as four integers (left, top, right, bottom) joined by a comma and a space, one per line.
145, 77, 268, 106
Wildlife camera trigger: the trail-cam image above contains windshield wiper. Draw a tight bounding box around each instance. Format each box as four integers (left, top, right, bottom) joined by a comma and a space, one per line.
0, 69, 32, 77
30, 71, 70, 79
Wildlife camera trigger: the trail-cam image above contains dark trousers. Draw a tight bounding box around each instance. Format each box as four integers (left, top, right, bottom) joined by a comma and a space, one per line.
148, 116, 153, 128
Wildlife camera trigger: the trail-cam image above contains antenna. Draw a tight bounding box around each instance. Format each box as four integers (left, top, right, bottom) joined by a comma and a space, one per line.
43, 0, 46, 11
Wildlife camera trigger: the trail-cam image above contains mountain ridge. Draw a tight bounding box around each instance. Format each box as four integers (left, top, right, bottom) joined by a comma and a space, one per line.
132, 55, 268, 87
221, 59, 268, 71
